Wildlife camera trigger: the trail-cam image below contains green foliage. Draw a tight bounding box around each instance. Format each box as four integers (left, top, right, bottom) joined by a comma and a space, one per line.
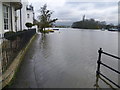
25, 22, 33, 29
37, 4, 58, 32
39, 29, 54, 34
4, 31, 16, 41
32, 24, 36, 26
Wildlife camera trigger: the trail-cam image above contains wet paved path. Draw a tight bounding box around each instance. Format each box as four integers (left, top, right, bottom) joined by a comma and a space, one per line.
9, 29, 118, 88
10, 34, 81, 88
10, 34, 95, 88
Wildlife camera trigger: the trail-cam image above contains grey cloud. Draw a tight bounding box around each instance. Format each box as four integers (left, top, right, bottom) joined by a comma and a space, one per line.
31, 1, 118, 26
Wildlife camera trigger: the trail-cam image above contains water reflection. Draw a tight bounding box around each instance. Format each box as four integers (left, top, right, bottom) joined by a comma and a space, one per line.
94, 74, 118, 90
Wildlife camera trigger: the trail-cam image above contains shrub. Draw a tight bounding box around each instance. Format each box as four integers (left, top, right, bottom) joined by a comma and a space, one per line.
25, 22, 33, 29
32, 24, 36, 26
4, 31, 16, 41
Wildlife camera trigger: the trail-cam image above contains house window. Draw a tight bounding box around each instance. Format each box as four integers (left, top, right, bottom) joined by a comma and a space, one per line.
3, 5, 9, 30
27, 14, 30, 18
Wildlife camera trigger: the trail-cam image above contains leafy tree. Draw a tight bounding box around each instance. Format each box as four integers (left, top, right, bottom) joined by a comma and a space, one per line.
37, 4, 58, 32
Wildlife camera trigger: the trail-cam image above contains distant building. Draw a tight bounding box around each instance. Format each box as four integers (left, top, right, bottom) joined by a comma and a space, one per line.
82, 15, 85, 22
17, 0, 35, 30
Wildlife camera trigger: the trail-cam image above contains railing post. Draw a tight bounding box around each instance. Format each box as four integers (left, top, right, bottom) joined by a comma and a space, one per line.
96, 48, 102, 76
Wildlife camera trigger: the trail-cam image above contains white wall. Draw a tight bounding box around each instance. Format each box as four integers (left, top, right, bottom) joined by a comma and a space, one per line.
16, 10, 20, 31
0, 2, 19, 36
23, 10, 34, 29
0, 2, 2, 89
0, 1, 3, 38
12, 7, 16, 32
22, 1, 28, 30
0, 1, 3, 45
26, 10, 34, 23
16, 1, 27, 31
17, 0, 34, 30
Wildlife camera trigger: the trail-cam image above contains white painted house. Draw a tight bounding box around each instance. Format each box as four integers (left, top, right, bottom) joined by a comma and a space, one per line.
17, 0, 35, 30
0, 0, 36, 45
0, 0, 22, 44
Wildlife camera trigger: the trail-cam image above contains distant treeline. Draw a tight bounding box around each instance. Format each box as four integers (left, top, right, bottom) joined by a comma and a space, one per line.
71, 18, 118, 29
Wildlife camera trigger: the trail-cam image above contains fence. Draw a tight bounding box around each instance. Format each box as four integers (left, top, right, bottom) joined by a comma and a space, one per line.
96, 48, 120, 88
1, 29, 36, 73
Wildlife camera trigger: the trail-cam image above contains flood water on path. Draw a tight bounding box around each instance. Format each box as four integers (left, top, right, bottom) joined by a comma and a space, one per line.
10, 28, 118, 88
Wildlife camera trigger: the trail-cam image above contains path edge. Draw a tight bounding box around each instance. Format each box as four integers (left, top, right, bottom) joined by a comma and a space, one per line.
0, 34, 37, 89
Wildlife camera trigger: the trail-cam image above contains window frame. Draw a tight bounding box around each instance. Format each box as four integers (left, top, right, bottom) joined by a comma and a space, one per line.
27, 14, 30, 18
3, 5, 10, 31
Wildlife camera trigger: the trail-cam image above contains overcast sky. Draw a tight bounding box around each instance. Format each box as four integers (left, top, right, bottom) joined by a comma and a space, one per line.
28, 0, 119, 26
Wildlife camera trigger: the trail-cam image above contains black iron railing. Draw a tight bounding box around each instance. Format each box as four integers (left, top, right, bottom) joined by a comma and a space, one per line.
96, 48, 120, 88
